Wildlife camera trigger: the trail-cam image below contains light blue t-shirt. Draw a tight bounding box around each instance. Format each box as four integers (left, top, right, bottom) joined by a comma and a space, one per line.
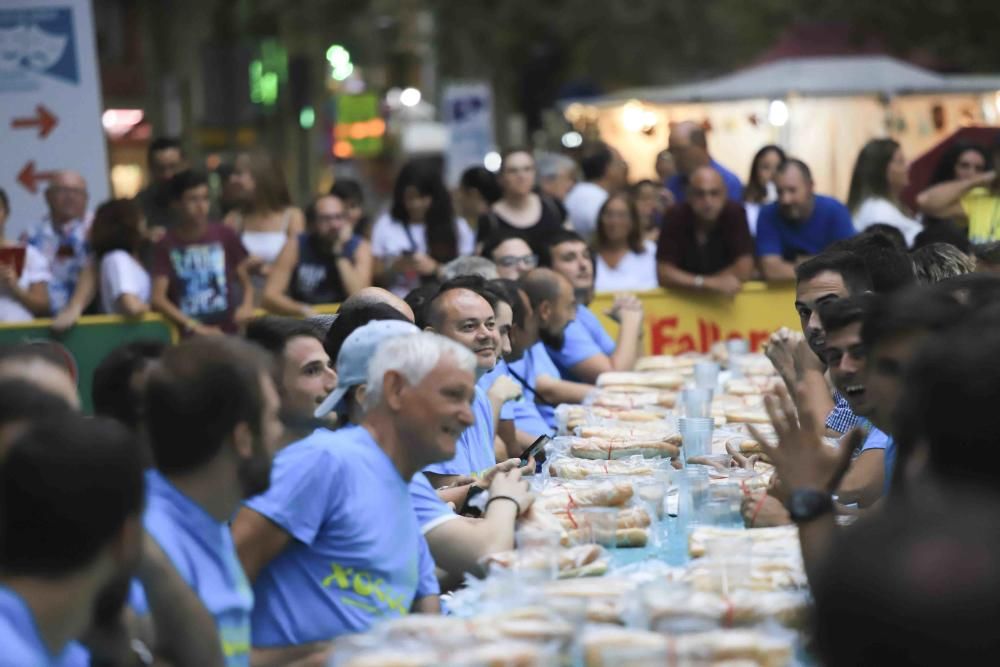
409, 472, 458, 534
481, 357, 550, 438
507, 342, 560, 433
546, 304, 615, 382
0, 586, 90, 667
860, 426, 889, 452
142, 471, 253, 667
424, 386, 496, 477
246, 426, 439, 647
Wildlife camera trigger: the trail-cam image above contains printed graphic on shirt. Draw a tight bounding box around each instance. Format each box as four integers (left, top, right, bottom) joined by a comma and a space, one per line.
169, 242, 229, 317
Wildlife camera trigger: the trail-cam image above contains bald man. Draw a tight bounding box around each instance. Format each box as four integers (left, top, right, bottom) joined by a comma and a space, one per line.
665, 121, 743, 204
21, 170, 93, 315
657, 166, 754, 297
340, 286, 415, 322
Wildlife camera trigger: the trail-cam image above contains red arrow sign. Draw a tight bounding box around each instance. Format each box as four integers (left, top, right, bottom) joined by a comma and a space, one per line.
11, 105, 58, 139
18, 161, 59, 194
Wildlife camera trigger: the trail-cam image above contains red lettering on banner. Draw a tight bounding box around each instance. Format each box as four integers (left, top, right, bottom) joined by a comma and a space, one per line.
650, 315, 775, 355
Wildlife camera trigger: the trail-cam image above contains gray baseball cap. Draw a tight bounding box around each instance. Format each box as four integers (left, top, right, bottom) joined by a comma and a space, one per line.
314, 319, 419, 418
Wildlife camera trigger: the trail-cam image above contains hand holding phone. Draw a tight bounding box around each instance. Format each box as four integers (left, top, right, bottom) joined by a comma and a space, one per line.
520, 435, 551, 465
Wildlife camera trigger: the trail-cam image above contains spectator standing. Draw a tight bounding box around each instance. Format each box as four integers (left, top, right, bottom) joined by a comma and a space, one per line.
630, 179, 667, 243
371, 160, 474, 297
536, 152, 578, 204
135, 137, 187, 234
20, 170, 91, 314
756, 159, 856, 281
90, 199, 151, 317
0, 187, 50, 321
224, 151, 305, 295
593, 192, 658, 292
917, 137, 1000, 244
848, 139, 922, 246
151, 171, 255, 336
743, 144, 785, 236
563, 142, 627, 240
263, 193, 372, 316
329, 179, 371, 239
476, 149, 567, 255
666, 121, 743, 204
481, 235, 537, 281
657, 166, 754, 296
918, 142, 989, 231
456, 166, 501, 232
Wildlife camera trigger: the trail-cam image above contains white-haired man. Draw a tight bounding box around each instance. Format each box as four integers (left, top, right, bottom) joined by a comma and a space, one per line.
232, 332, 476, 662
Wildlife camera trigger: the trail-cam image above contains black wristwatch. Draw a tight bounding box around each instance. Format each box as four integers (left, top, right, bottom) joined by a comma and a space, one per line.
786, 488, 834, 523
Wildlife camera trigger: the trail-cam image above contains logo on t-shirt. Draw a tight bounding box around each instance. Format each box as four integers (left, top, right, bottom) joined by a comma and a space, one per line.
169, 242, 229, 317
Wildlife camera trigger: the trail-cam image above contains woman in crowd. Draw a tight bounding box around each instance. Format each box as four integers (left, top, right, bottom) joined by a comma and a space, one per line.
330, 178, 370, 239
224, 150, 304, 294
0, 187, 50, 322
742, 144, 785, 236
456, 166, 502, 232
90, 199, 150, 317
475, 148, 566, 255
592, 192, 658, 292
371, 160, 474, 297
848, 138, 922, 247
263, 192, 372, 316
630, 179, 665, 243
919, 142, 991, 229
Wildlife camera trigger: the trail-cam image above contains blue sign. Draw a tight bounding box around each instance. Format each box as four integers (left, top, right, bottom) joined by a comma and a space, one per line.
0, 6, 79, 91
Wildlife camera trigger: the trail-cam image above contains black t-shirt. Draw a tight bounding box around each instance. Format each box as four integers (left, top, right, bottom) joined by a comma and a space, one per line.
476, 196, 566, 255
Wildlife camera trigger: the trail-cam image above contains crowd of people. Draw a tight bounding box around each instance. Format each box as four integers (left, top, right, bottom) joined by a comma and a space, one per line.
3, 128, 999, 328
2, 122, 1000, 666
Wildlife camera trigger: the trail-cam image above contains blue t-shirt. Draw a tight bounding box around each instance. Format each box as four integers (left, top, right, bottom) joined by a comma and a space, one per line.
409, 472, 458, 534
507, 342, 561, 432
755, 195, 855, 260
142, 471, 253, 667
860, 426, 889, 452
546, 304, 615, 382
424, 386, 496, 477
246, 426, 439, 646
667, 160, 744, 204
482, 358, 551, 438
0, 586, 90, 667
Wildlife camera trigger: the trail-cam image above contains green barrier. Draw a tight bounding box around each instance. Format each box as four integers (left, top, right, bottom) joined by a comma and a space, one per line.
0, 314, 178, 413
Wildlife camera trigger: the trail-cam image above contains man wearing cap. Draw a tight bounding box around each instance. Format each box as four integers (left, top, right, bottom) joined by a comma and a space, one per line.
232, 331, 479, 659
312, 320, 535, 591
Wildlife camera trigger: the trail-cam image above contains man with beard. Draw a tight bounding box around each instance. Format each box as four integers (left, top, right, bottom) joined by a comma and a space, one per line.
139, 338, 284, 667
0, 415, 144, 666
756, 159, 856, 282
262, 193, 373, 316
540, 230, 644, 383
135, 137, 187, 233
519, 268, 595, 429
233, 333, 472, 662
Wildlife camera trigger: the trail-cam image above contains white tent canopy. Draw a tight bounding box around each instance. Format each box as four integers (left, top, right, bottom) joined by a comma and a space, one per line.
568, 56, 1000, 200
588, 56, 1000, 105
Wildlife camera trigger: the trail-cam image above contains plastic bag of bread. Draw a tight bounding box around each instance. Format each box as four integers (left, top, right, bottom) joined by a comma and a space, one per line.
689, 526, 800, 559
595, 370, 685, 389
576, 422, 680, 439
483, 544, 609, 579
446, 641, 560, 667
580, 624, 670, 667
732, 353, 781, 377
537, 479, 634, 511
671, 629, 794, 667
589, 390, 677, 410
634, 354, 704, 372
541, 579, 638, 625
547, 455, 666, 479
552, 506, 651, 531
568, 436, 680, 461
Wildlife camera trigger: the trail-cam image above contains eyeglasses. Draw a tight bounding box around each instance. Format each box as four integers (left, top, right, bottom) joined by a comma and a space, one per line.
496, 254, 538, 269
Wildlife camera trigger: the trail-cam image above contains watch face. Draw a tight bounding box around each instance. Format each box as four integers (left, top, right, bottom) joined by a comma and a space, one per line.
789, 489, 831, 521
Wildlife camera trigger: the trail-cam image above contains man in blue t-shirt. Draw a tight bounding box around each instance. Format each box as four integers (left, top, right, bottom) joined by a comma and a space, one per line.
539, 231, 644, 383
0, 415, 144, 667
140, 337, 285, 667
756, 159, 856, 282
232, 332, 478, 656
422, 280, 506, 485
666, 121, 744, 204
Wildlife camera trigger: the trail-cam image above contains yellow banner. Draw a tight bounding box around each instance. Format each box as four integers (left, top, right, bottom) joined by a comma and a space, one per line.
590, 281, 800, 355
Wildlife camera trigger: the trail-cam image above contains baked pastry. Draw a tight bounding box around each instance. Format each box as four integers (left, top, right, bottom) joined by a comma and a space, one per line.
538, 480, 634, 511
581, 624, 669, 667
569, 437, 681, 460
548, 457, 662, 479
596, 371, 685, 389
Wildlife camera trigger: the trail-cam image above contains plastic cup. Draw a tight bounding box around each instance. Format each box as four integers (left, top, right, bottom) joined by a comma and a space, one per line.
635, 478, 668, 520
680, 417, 714, 462
694, 361, 721, 390
726, 338, 750, 357
682, 387, 713, 418
575, 507, 619, 548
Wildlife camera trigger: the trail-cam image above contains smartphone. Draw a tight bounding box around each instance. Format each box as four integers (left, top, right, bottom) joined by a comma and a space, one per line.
458, 484, 486, 518
520, 434, 551, 465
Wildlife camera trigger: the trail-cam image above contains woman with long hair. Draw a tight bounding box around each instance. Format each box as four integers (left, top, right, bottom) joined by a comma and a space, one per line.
475, 148, 567, 255
224, 150, 305, 293
89, 198, 150, 316
630, 179, 665, 243
370, 160, 474, 296
592, 192, 658, 293
848, 138, 922, 247
743, 144, 785, 236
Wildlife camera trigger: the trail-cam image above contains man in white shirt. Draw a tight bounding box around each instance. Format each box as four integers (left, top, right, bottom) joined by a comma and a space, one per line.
563, 142, 627, 241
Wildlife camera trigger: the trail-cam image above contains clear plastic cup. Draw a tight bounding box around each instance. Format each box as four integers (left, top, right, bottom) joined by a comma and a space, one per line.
575, 506, 619, 548
693, 361, 721, 390
680, 417, 714, 462
726, 338, 750, 357
682, 387, 714, 418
